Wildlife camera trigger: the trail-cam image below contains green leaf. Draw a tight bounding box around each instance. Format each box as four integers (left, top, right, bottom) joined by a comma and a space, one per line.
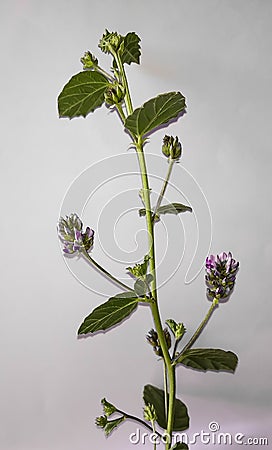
139, 203, 192, 221
170, 443, 189, 450
121, 32, 141, 65
104, 417, 125, 436
143, 385, 189, 431
58, 71, 109, 119
78, 292, 139, 334
134, 279, 146, 297
124, 92, 186, 137
176, 348, 238, 373
157, 203, 192, 215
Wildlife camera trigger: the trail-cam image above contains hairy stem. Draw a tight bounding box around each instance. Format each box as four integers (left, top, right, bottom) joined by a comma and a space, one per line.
113, 50, 133, 115
82, 251, 134, 292
96, 65, 115, 82
176, 300, 218, 359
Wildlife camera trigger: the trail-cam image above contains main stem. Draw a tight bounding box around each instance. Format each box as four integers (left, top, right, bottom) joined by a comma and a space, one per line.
114, 53, 176, 449
136, 140, 175, 449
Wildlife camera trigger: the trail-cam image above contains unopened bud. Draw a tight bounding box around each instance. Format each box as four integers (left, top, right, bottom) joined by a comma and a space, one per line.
99, 29, 122, 54
101, 398, 117, 417
162, 135, 182, 160
95, 415, 107, 428
80, 51, 98, 69
143, 403, 157, 422
104, 83, 125, 106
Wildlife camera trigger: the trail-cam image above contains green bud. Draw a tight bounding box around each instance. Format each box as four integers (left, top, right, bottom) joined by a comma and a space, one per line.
143, 403, 157, 422
80, 51, 98, 69
99, 29, 122, 54
166, 319, 186, 341
162, 135, 182, 160
127, 255, 149, 279
95, 415, 108, 428
101, 398, 117, 417
104, 83, 125, 106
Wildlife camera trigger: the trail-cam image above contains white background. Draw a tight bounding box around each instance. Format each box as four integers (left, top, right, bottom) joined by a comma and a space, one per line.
1, 1, 272, 449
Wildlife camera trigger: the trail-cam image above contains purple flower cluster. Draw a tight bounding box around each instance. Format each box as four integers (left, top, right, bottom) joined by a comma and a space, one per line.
57, 213, 94, 255
205, 252, 239, 300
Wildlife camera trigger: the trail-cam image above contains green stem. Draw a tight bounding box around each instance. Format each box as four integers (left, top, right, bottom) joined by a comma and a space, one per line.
82, 251, 134, 293
113, 50, 133, 115
112, 54, 176, 448
96, 65, 115, 82
166, 366, 176, 449
163, 362, 168, 420
153, 159, 175, 219
135, 138, 175, 450
116, 103, 126, 123
176, 300, 218, 359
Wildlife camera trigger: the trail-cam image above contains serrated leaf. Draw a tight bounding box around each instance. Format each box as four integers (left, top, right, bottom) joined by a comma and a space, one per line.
124, 92, 186, 137
176, 348, 238, 373
121, 32, 141, 65
143, 385, 189, 431
58, 71, 109, 118
170, 443, 189, 450
78, 292, 138, 334
104, 417, 125, 436
157, 203, 192, 215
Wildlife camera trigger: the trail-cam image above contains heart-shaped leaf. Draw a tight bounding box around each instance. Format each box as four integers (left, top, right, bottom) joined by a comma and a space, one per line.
78, 292, 138, 334
176, 348, 238, 373
124, 92, 186, 137
58, 71, 108, 119
143, 384, 189, 431
121, 32, 141, 65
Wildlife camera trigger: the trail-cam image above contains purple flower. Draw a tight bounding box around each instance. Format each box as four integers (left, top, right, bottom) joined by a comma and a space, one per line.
205, 252, 239, 300
57, 213, 94, 255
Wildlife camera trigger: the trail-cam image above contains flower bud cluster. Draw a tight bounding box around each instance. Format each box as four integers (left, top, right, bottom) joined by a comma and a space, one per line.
101, 398, 116, 417
58, 213, 94, 254
99, 29, 122, 54
146, 328, 171, 357
80, 51, 98, 69
162, 135, 182, 160
205, 252, 239, 300
104, 83, 125, 106
143, 403, 157, 422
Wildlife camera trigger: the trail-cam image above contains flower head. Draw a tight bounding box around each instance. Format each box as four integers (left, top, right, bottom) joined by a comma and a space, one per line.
162, 135, 182, 160
146, 328, 171, 357
205, 252, 239, 300
57, 213, 94, 255
98, 30, 122, 54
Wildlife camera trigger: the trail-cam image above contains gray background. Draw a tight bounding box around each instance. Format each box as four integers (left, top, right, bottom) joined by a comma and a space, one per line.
1, 1, 272, 449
